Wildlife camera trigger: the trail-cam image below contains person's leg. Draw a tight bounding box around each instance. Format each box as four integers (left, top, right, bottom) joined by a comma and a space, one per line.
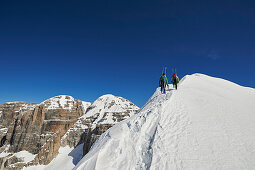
160, 80, 163, 93
163, 82, 166, 94
174, 80, 177, 89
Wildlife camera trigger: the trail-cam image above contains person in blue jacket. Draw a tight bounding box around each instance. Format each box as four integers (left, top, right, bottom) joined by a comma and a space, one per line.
159, 73, 168, 94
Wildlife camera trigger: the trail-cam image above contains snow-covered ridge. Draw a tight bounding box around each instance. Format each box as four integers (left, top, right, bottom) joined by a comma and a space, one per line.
0, 102, 38, 114
185, 73, 254, 89
0, 96, 91, 118
6, 101, 26, 104
75, 74, 255, 170
39, 95, 92, 112
40, 95, 76, 111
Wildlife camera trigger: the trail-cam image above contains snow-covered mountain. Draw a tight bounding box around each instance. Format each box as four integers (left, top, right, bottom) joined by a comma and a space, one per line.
50, 94, 139, 170
75, 74, 255, 170
0, 95, 87, 170
39, 95, 91, 112
61, 94, 139, 149
0, 94, 139, 170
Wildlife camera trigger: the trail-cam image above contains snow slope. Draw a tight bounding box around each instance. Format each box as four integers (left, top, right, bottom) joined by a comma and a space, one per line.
23, 145, 84, 170
46, 144, 84, 170
75, 73, 255, 170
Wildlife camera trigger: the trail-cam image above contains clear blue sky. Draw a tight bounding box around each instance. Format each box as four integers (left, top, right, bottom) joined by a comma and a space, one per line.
0, 0, 254, 107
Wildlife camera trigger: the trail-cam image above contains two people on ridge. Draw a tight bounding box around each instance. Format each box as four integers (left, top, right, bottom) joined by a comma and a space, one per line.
159, 73, 179, 94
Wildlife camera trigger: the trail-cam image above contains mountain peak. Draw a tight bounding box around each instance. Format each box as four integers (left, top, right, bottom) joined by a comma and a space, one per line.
99, 94, 116, 98
40, 95, 76, 110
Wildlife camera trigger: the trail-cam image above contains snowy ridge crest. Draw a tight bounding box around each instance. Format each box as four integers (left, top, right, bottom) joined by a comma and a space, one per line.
0, 102, 38, 116
74, 88, 172, 170
75, 74, 255, 170
40, 95, 76, 110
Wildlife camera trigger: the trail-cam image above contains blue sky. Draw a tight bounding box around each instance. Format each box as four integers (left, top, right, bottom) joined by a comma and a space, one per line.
0, 0, 254, 107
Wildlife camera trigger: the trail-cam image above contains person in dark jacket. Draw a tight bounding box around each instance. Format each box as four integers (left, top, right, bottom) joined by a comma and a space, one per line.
171, 73, 179, 90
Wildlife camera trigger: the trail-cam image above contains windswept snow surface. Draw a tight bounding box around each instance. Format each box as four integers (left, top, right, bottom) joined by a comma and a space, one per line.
75, 74, 255, 170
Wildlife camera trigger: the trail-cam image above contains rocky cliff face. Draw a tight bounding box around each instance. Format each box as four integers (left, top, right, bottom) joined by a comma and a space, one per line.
0, 94, 139, 170
0, 96, 90, 170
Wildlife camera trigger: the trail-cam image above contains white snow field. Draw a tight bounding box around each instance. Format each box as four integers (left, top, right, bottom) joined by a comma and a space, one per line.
75, 73, 255, 170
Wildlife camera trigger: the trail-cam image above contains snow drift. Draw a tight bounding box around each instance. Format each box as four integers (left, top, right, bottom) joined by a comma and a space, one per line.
75, 73, 255, 170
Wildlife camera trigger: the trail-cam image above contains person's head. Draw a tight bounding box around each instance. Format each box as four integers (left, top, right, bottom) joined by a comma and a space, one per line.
162, 73, 165, 76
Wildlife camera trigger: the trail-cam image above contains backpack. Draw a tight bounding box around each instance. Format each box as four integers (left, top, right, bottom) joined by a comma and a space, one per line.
160, 75, 165, 82
173, 73, 176, 79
